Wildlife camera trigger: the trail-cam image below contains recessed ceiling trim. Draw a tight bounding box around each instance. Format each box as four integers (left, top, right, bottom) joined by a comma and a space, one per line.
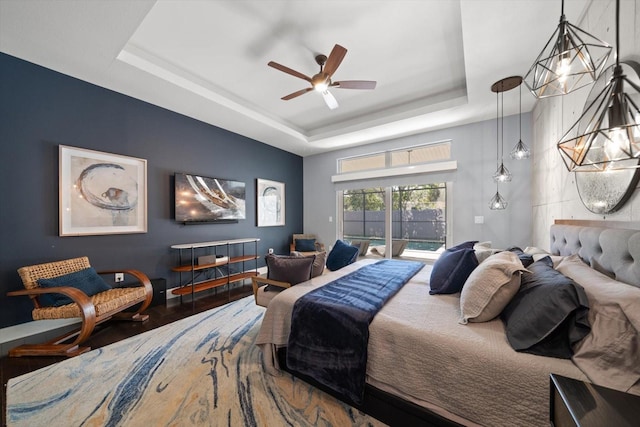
117, 44, 308, 141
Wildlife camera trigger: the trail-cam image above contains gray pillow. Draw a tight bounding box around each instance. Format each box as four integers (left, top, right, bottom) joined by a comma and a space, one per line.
557, 254, 640, 392
291, 250, 326, 278
265, 254, 315, 285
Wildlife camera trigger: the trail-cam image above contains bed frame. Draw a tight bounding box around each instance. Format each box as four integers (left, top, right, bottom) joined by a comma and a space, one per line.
281, 220, 639, 426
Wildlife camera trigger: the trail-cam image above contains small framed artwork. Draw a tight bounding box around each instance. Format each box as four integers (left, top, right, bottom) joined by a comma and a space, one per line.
256, 178, 285, 227
59, 145, 147, 236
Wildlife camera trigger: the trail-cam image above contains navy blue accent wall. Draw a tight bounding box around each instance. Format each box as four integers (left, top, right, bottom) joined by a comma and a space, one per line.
0, 53, 303, 328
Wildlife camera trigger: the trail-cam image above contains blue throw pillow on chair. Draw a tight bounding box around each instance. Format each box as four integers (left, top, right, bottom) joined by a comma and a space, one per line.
326, 239, 359, 271
37, 267, 112, 307
295, 238, 317, 252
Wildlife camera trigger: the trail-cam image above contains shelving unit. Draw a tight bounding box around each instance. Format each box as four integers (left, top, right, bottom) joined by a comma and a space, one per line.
170, 238, 260, 301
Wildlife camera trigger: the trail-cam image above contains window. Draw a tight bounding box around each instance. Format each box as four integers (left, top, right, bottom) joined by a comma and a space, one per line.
337, 141, 451, 174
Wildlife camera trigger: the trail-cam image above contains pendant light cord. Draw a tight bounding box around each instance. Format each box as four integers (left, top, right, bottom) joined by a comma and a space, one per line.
615, 0, 620, 66
501, 91, 504, 160
519, 83, 522, 140
496, 90, 499, 168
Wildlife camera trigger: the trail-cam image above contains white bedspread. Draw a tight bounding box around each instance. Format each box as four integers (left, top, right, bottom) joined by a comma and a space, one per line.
255, 260, 587, 427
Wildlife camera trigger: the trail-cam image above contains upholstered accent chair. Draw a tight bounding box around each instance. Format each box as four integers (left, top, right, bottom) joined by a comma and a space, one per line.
290, 233, 325, 255
7, 256, 153, 357
252, 253, 319, 307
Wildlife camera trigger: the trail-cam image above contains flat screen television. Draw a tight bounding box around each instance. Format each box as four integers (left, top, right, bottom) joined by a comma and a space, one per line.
174, 173, 246, 222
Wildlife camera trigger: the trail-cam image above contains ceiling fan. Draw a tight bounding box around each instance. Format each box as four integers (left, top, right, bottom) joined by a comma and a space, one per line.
268, 44, 377, 110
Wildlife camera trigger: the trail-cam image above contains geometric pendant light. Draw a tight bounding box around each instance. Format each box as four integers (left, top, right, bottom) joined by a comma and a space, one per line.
557, 0, 640, 172
510, 83, 531, 160
489, 77, 521, 210
489, 188, 508, 210
524, 0, 612, 99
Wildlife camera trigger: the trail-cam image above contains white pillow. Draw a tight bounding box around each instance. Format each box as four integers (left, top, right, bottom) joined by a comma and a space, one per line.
474, 241, 501, 264
459, 251, 526, 324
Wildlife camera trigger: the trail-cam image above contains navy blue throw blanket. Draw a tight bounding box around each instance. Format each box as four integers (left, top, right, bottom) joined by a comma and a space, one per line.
286, 259, 424, 404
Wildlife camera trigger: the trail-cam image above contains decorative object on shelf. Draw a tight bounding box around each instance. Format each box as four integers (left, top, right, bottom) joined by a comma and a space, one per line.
524, 0, 611, 98
257, 178, 285, 226
510, 83, 531, 160
59, 145, 147, 236
557, 0, 640, 172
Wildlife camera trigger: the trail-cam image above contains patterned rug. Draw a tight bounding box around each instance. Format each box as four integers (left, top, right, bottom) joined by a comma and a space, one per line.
6, 296, 385, 426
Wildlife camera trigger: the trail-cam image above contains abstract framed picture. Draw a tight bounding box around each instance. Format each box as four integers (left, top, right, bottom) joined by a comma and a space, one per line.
59, 145, 147, 236
256, 178, 285, 227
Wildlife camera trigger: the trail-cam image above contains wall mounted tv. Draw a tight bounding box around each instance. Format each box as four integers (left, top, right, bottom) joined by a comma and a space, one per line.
174, 173, 246, 223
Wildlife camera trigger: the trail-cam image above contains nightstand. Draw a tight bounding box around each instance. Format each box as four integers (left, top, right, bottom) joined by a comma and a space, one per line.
550, 374, 640, 427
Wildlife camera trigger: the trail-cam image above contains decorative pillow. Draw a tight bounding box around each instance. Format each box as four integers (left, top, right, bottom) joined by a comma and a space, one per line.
557, 254, 640, 392
295, 238, 317, 252
266, 254, 315, 285
37, 267, 112, 307
506, 246, 534, 267
459, 251, 526, 324
500, 256, 591, 359
450, 240, 477, 251
326, 240, 359, 271
292, 250, 327, 278
429, 243, 479, 295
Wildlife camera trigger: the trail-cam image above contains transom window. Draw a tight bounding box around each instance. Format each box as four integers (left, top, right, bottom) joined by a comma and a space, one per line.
338, 140, 451, 174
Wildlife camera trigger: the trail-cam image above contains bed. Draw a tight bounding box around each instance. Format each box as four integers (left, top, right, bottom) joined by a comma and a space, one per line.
255, 221, 640, 426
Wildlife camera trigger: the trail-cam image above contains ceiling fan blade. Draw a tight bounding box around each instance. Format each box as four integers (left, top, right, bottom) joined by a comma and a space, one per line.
282, 87, 313, 100
322, 44, 347, 78
332, 80, 377, 90
268, 61, 312, 83
322, 90, 339, 110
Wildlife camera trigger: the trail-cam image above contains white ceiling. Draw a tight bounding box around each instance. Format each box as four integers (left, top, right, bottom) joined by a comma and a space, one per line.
0, 0, 593, 156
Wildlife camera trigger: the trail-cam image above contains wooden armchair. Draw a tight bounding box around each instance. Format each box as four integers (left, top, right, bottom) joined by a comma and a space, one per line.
251, 276, 291, 307
7, 256, 153, 357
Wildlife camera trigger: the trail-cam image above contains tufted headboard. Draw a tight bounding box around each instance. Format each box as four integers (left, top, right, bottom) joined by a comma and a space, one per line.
550, 222, 640, 288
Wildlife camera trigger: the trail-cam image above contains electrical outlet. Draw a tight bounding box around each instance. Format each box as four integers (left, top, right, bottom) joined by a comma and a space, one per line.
115, 273, 124, 283
268, 248, 274, 254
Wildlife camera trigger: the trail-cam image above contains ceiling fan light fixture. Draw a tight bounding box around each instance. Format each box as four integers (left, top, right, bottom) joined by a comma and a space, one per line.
312, 73, 330, 92
524, 0, 612, 99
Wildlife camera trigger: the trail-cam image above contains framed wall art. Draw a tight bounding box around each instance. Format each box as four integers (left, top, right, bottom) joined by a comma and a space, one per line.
256, 178, 285, 227
59, 145, 147, 236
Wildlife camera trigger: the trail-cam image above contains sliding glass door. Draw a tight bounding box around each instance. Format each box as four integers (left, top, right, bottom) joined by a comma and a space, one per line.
342, 183, 446, 256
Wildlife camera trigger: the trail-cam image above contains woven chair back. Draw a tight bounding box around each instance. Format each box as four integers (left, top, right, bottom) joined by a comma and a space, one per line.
17, 256, 91, 290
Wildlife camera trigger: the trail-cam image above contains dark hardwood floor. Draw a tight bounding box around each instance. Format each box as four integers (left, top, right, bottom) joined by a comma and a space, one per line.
1, 285, 254, 426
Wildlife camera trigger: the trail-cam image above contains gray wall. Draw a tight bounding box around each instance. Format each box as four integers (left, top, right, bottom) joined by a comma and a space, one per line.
303, 114, 532, 251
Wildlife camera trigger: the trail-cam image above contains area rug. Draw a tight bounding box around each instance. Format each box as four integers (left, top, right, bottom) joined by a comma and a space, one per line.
6, 296, 385, 427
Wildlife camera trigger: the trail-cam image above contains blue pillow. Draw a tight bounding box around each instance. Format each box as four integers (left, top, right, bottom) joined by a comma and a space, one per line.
326, 240, 359, 271
449, 240, 477, 251
295, 238, 317, 252
37, 267, 112, 307
429, 247, 479, 294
